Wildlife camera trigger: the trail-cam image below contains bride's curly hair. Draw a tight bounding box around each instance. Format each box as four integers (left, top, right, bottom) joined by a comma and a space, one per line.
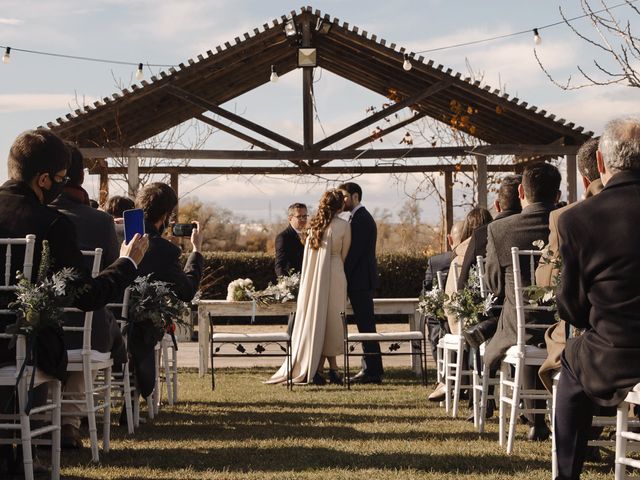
308, 189, 344, 250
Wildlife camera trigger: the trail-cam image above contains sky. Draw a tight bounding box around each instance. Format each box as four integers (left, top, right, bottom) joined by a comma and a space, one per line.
1, 0, 639, 223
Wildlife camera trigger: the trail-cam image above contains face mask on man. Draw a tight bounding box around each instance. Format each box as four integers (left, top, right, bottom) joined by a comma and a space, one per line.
41, 174, 67, 204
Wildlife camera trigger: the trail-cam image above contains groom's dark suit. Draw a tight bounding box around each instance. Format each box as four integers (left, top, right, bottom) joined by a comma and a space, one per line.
344, 206, 383, 377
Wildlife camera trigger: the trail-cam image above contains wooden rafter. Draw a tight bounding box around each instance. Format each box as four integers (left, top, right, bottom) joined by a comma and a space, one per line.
80, 144, 579, 162
311, 79, 453, 150
165, 85, 303, 151
195, 114, 276, 151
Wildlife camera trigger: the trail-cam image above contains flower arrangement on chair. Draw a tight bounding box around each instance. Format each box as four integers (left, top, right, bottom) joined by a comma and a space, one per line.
128, 274, 190, 336
7, 240, 85, 346
445, 267, 496, 328
226, 278, 255, 301
417, 284, 447, 321
251, 272, 300, 306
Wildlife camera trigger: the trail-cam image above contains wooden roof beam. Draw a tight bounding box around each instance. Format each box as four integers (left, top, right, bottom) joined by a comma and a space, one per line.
311, 79, 453, 151
195, 114, 276, 151
101, 163, 526, 175
165, 85, 303, 151
79, 144, 579, 161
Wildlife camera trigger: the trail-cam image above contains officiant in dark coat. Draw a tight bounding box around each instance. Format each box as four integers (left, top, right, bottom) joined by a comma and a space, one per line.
274, 203, 307, 277
129, 182, 204, 398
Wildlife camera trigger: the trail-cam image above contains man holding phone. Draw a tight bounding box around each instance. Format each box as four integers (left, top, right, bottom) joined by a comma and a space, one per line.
128, 182, 204, 401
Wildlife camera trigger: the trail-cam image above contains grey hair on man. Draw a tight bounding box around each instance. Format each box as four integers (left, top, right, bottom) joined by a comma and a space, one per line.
287, 202, 307, 217
598, 117, 640, 174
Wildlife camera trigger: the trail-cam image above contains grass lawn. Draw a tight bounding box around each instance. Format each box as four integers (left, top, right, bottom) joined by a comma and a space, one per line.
61, 368, 615, 479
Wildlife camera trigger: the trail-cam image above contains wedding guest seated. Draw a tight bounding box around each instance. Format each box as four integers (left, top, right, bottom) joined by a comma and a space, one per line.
275, 202, 307, 277
0, 129, 148, 475
427, 221, 463, 402
555, 117, 640, 479
51, 145, 128, 448
483, 162, 561, 441
105, 195, 135, 244
537, 137, 603, 392
458, 175, 522, 350
127, 183, 204, 407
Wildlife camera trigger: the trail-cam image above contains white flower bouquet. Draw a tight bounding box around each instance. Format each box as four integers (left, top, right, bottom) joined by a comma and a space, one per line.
417, 287, 447, 320
445, 266, 496, 328
251, 272, 300, 306
226, 278, 255, 301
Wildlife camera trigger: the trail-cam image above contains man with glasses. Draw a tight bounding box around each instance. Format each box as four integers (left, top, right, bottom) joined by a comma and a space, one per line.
0, 129, 148, 475
275, 202, 308, 277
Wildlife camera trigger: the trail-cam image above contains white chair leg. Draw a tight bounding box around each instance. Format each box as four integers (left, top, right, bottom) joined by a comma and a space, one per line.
615, 400, 629, 480
161, 339, 172, 406
472, 369, 480, 429
452, 344, 463, 418
499, 365, 507, 448
122, 363, 135, 434
18, 382, 34, 480
103, 366, 112, 453
171, 345, 178, 404
147, 394, 155, 420
444, 348, 452, 414
507, 361, 522, 455
479, 364, 491, 434
551, 377, 558, 480
51, 379, 61, 480
84, 363, 99, 462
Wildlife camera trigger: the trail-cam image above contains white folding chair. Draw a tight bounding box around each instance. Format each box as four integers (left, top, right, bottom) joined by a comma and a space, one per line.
498, 247, 552, 454
159, 332, 178, 406
62, 248, 113, 462
0, 234, 61, 480
442, 262, 474, 417
615, 384, 640, 479
471, 255, 499, 432
434, 270, 446, 389
106, 287, 139, 434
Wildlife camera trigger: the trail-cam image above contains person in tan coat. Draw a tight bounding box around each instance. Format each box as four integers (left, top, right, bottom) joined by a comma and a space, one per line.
537, 138, 603, 392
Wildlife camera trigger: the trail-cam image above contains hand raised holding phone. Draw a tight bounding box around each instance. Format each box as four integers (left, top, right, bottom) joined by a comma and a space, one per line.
170, 220, 203, 253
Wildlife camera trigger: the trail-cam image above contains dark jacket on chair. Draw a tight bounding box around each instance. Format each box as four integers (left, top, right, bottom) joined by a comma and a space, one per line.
483, 203, 555, 370
52, 188, 127, 366
128, 221, 204, 397
274, 225, 304, 277
558, 171, 640, 407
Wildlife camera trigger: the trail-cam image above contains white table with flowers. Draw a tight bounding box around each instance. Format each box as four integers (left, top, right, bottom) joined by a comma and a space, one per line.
196, 298, 422, 377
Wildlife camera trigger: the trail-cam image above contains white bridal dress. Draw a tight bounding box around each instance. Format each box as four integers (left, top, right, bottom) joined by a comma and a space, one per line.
267, 217, 351, 384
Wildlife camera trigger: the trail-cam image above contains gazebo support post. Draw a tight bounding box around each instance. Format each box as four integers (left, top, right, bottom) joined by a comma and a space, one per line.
475, 154, 488, 209
566, 154, 577, 203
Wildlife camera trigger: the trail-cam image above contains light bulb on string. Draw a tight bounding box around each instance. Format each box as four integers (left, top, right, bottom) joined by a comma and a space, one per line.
402, 54, 412, 71
270, 65, 278, 83
2, 47, 10, 64
533, 28, 542, 45
135, 63, 144, 80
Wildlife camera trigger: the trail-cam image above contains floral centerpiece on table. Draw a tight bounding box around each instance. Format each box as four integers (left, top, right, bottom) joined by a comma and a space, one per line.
251, 272, 300, 306
226, 278, 255, 301
7, 240, 85, 346
128, 274, 190, 333
445, 266, 496, 328
417, 284, 448, 321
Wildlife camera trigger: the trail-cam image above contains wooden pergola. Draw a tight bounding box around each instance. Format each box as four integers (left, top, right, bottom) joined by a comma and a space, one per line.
44, 6, 592, 236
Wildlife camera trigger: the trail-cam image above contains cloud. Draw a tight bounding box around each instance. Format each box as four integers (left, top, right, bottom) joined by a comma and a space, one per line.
0, 17, 22, 25
0, 93, 97, 113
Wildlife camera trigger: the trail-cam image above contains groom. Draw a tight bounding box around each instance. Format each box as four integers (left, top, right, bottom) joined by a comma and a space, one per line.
338, 182, 383, 384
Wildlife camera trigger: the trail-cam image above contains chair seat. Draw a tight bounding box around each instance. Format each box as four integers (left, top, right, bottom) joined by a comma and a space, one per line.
442, 333, 462, 346
212, 332, 290, 343
503, 344, 548, 365
67, 349, 113, 364
0, 365, 56, 386
348, 331, 424, 342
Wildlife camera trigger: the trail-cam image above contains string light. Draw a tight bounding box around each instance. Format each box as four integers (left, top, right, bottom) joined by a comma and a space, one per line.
533, 28, 542, 45
270, 65, 278, 83
0, 0, 634, 71
135, 63, 144, 80
402, 54, 412, 71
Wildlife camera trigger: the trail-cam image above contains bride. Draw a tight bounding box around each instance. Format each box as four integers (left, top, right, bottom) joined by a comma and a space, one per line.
267, 189, 351, 385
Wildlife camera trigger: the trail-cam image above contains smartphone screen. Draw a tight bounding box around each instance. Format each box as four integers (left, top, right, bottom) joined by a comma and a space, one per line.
123, 208, 145, 244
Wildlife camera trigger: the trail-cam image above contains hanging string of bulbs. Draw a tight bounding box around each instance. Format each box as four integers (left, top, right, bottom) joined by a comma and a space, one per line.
1, 0, 636, 79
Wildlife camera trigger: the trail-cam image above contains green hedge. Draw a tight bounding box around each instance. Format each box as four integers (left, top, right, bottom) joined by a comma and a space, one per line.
195, 252, 427, 300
